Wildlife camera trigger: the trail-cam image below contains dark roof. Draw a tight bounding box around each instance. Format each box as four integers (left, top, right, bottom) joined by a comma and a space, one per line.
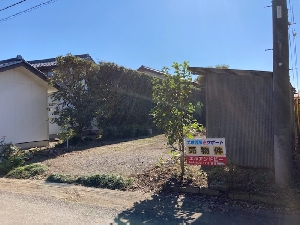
188, 67, 273, 76
28, 54, 93, 69
0, 56, 49, 81
137, 65, 165, 78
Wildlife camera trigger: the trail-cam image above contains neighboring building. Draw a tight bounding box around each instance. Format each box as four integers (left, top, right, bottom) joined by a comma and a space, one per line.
0, 56, 57, 148
28, 54, 94, 138
137, 65, 165, 78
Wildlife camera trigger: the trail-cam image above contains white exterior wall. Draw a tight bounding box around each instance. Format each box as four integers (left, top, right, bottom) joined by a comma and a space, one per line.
0, 68, 48, 145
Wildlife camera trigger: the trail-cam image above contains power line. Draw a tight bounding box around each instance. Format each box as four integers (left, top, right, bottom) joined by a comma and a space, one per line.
0, 0, 26, 12
0, 0, 57, 23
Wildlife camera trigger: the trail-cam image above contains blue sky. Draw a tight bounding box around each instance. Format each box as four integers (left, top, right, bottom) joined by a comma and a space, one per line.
0, 0, 299, 87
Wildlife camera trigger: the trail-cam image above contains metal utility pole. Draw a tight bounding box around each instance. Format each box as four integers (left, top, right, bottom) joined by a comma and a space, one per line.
272, 0, 293, 185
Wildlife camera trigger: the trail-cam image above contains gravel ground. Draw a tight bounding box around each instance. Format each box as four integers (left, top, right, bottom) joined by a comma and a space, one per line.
42, 135, 172, 177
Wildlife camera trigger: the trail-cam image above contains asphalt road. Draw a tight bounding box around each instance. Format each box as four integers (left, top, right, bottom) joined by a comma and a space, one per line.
0, 178, 299, 224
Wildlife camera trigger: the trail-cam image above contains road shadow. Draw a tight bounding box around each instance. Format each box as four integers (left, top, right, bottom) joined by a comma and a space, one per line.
113, 192, 205, 224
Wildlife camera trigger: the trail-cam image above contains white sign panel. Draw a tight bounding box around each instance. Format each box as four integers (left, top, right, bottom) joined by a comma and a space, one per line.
277, 6, 282, 18
185, 138, 227, 166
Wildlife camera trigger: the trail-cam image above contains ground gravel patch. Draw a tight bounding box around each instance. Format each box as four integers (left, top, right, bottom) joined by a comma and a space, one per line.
42, 135, 171, 177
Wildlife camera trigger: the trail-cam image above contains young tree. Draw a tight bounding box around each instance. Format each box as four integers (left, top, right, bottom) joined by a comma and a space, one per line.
151, 61, 202, 181
49, 54, 100, 137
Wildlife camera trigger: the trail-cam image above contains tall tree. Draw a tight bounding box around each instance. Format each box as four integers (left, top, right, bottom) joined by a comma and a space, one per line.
151, 61, 202, 181
49, 54, 100, 137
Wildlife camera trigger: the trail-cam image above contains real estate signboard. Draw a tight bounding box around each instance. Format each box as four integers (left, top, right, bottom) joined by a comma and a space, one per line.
185, 138, 227, 166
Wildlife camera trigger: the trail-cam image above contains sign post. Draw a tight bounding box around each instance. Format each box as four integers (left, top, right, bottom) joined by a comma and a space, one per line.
185, 138, 227, 166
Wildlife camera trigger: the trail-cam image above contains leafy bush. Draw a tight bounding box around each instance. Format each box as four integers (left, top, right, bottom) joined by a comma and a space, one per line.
0, 136, 25, 175
76, 174, 133, 189
47, 173, 134, 190
6, 163, 48, 179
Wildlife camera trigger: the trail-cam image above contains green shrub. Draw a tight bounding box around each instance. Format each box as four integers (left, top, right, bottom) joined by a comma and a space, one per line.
0, 137, 25, 175
47, 173, 134, 190
6, 163, 48, 179
46, 174, 76, 184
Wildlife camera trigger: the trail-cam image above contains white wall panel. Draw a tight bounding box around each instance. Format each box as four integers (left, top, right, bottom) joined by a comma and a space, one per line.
31, 85, 48, 141
0, 68, 49, 145
0, 76, 16, 143
14, 69, 33, 85
14, 83, 32, 143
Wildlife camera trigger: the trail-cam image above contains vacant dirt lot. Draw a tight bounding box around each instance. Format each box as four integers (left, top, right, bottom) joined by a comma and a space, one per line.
41, 135, 172, 177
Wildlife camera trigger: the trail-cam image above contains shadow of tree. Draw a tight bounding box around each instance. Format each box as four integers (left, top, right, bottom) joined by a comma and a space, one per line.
112, 191, 300, 225
113, 193, 206, 224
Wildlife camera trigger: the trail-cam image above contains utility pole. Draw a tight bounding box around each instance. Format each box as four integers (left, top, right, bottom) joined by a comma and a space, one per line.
272, 0, 293, 185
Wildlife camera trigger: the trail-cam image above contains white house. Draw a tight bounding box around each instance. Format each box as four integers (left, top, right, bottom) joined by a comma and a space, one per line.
0, 56, 57, 148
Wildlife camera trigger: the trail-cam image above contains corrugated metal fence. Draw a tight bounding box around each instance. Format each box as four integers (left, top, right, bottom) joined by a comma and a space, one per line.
206, 71, 274, 168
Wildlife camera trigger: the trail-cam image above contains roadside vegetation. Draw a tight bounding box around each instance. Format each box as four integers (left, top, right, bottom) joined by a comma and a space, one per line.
46, 173, 133, 190
0, 136, 26, 175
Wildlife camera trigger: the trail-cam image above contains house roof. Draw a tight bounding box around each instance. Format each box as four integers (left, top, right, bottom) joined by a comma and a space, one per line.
188, 67, 273, 76
137, 65, 165, 78
0, 55, 49, 81
28, 54, 93, 69
0, 55, 58, 91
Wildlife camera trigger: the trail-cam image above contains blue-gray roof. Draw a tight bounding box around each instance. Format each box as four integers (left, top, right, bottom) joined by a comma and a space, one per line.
0, 58, 23, 69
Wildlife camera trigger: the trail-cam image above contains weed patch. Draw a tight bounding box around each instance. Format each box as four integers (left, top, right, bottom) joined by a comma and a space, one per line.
46, 174, 76, 184
46, 173, 134, 190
